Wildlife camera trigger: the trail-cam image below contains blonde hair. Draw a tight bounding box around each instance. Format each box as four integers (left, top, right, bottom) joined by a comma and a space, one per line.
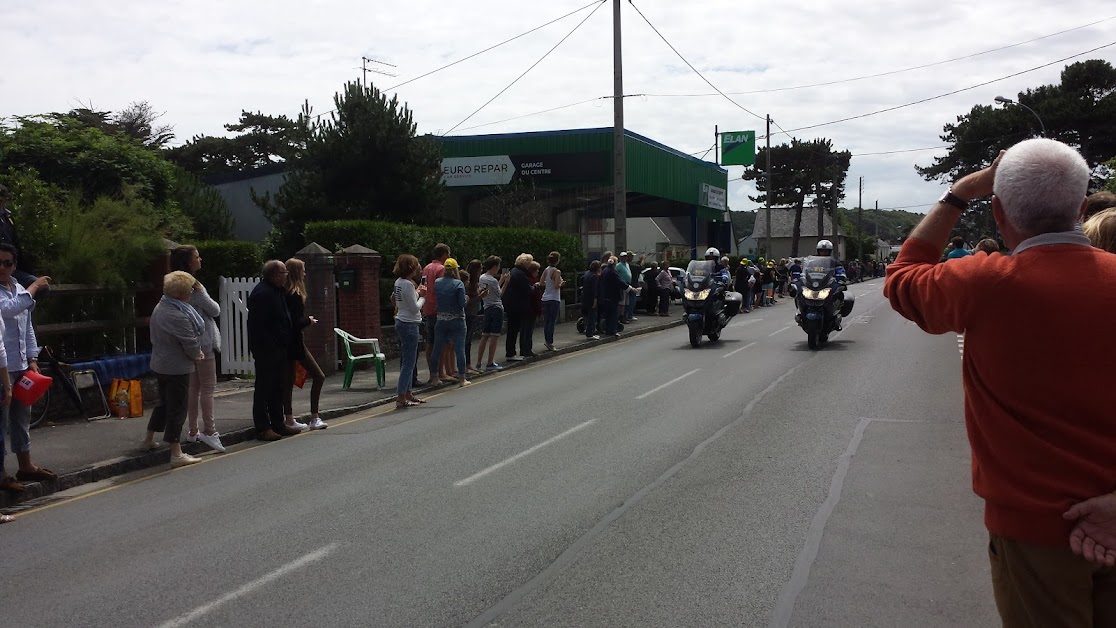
285, 258, 307, 303
442, 265, 460, 280
528, 261, 541, 275
163, 271, 195, 299
514, 253, 534, 269
1084, 208, 1116, 254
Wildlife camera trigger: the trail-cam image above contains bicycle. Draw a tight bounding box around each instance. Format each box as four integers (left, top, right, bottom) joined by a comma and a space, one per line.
28, 346, 83, 429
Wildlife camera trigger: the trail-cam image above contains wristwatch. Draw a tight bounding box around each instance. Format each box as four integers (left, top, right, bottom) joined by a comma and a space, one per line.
939, 189, 969, 211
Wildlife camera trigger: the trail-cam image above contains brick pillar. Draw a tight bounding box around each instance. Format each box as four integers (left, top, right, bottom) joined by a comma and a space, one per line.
334, 244, 383, 358
295, 242, 338, 375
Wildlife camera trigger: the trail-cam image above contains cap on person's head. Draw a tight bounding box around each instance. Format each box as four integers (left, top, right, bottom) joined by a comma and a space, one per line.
767, 261, 775, 268
444, 258, 459, 270
621, 251, 632, 258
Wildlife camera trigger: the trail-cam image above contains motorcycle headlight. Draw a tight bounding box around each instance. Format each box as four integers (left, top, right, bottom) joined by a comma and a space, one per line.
801, 287, 831, 300
684, 288, 711, 301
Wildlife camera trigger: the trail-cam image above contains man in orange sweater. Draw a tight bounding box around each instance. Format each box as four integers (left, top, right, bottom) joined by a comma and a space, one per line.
885, 138, 1116, 626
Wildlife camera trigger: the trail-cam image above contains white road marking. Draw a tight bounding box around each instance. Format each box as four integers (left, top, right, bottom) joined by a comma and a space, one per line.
455, 420, 597, 486
723, 342, 756, 359
635, 369, 701, 400
857, 293, 868, 298
769, 325, 794, 337
155, 543, 340, 628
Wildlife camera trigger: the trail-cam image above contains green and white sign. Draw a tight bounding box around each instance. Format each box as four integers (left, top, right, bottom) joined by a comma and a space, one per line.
720, 131, 756, 166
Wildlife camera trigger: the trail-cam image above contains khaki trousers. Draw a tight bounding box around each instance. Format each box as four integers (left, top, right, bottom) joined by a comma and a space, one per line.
989, 534, 1116, 627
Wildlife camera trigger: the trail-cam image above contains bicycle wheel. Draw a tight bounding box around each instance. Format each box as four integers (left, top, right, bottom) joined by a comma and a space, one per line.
29, 384, 51, 429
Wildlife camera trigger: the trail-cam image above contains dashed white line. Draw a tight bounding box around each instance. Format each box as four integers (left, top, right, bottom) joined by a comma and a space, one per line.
730, 319, 761, 328
769, 325, 794, 337
723, 342, 757, 359
155, 542, 340, 628
455, 420, 597, 486
636, 369, 701, 400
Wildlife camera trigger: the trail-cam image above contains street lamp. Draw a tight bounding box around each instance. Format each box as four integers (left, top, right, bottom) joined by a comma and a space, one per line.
994, 96, 1046, 137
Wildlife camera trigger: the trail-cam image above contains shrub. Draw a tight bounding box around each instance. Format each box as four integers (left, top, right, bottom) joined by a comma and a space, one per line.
193, 240, 263, 294
304, 220, 585, 277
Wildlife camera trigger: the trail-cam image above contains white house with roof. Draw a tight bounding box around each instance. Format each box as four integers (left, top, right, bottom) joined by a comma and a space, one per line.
739, 207, 846, 260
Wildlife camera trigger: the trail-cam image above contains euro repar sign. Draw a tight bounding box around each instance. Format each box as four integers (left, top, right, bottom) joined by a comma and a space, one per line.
720, 131, 756, 167
440, 153, 608, 187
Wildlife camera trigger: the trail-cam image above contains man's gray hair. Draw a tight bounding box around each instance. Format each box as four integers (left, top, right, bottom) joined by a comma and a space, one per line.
993, 138, 1089, 236
262, 259, 286, 279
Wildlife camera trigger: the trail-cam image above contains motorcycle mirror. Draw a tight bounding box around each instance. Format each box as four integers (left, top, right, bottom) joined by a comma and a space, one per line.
788, 285, 798, 298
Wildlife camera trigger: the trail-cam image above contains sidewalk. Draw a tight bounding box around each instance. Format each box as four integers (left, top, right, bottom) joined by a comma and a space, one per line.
1, 313, 684, 510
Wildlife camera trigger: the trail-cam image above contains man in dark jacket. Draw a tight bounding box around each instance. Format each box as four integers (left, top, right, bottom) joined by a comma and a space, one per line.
502, 255, 534, 361
599, 257, 627, 336
248, 260, 298, 441
581, 260, 601, 339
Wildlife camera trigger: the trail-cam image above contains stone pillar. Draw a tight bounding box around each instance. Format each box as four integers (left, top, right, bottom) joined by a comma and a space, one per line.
334, 244, 383, 353
295, 242, 338, 375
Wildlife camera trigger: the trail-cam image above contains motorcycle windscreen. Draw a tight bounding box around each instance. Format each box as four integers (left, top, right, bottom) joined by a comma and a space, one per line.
801, 256, 836, 290
685, 260, 715, 289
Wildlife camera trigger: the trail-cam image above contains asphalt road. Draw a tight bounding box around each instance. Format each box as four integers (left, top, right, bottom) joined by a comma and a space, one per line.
1, 280, 999, 628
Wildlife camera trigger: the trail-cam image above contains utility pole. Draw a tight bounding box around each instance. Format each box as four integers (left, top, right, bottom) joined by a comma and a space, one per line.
765, 114, 772, 260
875, 200, 880, 257
857, 176, 863, 261
612, 0, 627, 253
714, 125, 719, 165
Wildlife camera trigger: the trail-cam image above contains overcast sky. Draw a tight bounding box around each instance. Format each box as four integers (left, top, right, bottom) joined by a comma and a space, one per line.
4, 0, 1114, 213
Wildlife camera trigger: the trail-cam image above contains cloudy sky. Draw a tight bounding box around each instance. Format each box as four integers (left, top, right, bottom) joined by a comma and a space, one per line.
4, 0, 1113, 213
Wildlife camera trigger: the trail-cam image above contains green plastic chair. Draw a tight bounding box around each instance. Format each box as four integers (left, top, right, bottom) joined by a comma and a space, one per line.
334, 328, 386, 389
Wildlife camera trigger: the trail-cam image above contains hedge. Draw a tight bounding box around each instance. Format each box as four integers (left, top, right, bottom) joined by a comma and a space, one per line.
193, 240, 264, 295
304, 220, 585, 278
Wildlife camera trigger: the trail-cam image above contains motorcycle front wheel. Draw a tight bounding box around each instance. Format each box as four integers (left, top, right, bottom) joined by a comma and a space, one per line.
689, 324, 702, 348
807, 332, 820, 350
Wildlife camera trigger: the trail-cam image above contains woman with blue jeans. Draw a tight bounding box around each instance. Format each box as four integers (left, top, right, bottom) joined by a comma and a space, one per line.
431, 258, 470, 387
541, 251, 564, 351
393, 254, 427, 409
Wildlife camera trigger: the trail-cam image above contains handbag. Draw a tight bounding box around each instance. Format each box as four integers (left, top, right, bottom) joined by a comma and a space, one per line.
294, 362, 308, 389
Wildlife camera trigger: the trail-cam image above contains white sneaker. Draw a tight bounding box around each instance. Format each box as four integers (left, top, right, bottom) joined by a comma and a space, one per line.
170, 453, 202, 468
288, 420, 310, 432
588, 335, 601, 340
308, 417, 329, 430
197, 432, 226, 453
185, 432, 198, 443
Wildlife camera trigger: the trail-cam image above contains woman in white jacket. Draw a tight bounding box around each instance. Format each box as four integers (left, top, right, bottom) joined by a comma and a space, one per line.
169, 246, 225, 453
392, 254, 427, 409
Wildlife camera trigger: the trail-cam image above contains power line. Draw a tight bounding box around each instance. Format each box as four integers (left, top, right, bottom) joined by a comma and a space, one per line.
638, 15, 1116, 99
443, 1, 607, 136
313, 1, 604, 122
386, 0, 604, 93
456, 97, 605, 132
627, 0, 765, 122
774, 40, 1116, 136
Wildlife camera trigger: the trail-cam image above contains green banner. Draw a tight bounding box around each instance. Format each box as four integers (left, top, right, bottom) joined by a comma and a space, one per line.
720, 131, 756, 166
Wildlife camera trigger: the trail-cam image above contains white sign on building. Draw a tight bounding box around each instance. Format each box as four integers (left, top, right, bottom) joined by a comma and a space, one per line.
440, 156, 516, 187
701, 183, 727, 210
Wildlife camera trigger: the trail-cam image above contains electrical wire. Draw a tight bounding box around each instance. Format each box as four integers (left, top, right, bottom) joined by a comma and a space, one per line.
386, 0, 605, 93
442, 1, 606, 136
627, 0, 765, 122
774, 40, 1116, 136
637, 15, 1116, 99
456, 97, 605, 132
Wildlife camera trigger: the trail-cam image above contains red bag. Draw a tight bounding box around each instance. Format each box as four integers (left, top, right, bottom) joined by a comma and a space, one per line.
294, 362, 308, 389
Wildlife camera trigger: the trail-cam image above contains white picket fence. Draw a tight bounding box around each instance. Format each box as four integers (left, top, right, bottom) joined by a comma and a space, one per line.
219, 276, 260, 375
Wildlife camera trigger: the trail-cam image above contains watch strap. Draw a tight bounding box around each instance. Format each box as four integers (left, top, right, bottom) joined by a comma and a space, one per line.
939, 190, 968, 211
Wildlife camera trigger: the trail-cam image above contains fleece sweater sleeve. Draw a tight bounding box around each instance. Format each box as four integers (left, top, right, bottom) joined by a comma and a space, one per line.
884, 237, 991, 335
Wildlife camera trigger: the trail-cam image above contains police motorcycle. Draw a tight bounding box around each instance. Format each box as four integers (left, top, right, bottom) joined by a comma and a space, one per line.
788, 241, 854, 350
681, 250, 743, 348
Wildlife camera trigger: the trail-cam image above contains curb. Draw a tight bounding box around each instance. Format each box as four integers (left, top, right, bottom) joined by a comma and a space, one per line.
1, 318, 684, 512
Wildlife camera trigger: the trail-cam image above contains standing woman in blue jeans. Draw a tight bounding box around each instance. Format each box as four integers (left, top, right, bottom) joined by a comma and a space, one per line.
392, 254, 427, 409
540, 251, 564, 351
431, 258, 470, 387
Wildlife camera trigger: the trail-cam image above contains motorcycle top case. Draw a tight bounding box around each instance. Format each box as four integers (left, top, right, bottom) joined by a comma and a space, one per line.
723, 291, 744, 316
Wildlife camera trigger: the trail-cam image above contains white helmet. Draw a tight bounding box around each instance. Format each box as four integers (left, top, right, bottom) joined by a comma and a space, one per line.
816, 240, 834, 251
705, 247, 721, 258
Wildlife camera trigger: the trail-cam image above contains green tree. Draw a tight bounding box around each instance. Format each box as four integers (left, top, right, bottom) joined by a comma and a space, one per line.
256, 81, 444, 256
744, 138, 851, 256
917, 60, 1116, 236
166, 110, 305, 178
51, 101, 175, 149
168, 167, 235, 239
